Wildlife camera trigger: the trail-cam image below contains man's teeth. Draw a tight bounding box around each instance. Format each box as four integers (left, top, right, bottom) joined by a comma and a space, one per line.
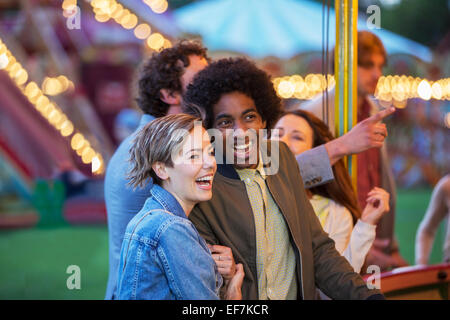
234, 141, 252, 150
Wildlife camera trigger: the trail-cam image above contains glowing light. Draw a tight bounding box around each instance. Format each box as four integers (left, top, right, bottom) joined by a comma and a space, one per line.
147, 33, 165, 50
278, 80, 295, 99
152, 1, 169, 14
91, 154, 102, 173
417, 80, 432, 100
25, 82, 40, 99
71, 133, 85, 150
81, 147, 96, 164
134, 24, 151, 39
0, 53, 9, 69
121, 14, 138, 29
60, 120, 74, 137
431, 82, 442, 100
14, 68, 28, 85
36, 95, 50, 112
445, 113, 450, 129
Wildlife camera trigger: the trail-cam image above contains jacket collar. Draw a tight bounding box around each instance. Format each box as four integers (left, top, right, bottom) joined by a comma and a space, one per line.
137, 114, 156, 130
149, 184, 187, 219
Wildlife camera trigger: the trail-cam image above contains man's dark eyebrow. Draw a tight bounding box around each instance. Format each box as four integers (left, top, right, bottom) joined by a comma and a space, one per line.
215, 108, 257, 121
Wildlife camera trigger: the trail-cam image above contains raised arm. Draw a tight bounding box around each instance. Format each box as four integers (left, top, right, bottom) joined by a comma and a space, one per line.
297, 107, 395, 189
415, 175, 450, 265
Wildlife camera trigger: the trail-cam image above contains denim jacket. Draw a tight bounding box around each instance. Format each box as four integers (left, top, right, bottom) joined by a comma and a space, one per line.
115, 184, 223, 300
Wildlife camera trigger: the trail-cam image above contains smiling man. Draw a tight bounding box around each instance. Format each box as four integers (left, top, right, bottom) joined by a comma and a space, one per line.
183, 57, 387, 300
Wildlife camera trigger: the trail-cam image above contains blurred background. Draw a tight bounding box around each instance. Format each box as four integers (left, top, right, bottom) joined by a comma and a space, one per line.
0, 0, 449, 299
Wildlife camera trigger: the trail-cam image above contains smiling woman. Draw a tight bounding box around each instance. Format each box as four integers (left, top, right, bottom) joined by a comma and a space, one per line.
115, 113, 244, 300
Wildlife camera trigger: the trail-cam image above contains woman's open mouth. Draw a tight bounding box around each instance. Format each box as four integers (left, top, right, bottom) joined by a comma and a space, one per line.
195, 174, 213, 190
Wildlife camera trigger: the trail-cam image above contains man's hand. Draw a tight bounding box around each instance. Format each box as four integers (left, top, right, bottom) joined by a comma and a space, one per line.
208, 244, 236, 281
325, 107, 395, 165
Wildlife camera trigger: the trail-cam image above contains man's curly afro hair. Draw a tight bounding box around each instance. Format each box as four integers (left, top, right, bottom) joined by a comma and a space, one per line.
136, 40, 209, 118
183, 57, 282, 130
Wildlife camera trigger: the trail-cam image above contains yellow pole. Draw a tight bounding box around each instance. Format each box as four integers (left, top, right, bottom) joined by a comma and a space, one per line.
335, 0, 358, 192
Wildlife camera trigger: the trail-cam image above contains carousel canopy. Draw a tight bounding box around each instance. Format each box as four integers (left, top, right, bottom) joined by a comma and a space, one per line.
174, 0, 432, 62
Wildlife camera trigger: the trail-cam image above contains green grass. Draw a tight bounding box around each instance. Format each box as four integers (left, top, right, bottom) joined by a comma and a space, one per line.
0, 187, 446, 299
395, 188, 446, 265
0, 225, 108, 299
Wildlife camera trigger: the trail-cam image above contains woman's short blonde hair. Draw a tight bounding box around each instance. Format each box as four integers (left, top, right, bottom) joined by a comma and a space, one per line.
127, 113, 200, 189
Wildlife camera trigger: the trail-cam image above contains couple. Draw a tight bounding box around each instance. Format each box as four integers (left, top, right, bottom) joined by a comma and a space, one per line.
111, 54, 392, 300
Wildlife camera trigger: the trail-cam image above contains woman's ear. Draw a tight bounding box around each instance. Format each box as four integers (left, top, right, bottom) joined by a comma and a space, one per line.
160, 89, 181, 106
152, 162, 169, 182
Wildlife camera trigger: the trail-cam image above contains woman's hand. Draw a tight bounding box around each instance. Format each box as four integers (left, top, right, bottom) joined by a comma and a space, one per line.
224, 263, 245, 300
361, 187, 390, 225
208, 244, 236, 281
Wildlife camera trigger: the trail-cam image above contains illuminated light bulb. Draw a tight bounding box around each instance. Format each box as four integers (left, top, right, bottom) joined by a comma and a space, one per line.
305, 74, 321, 91
55, 115, 68, 130
122, 14, 138, 29
147, 33, 165, 50
43, 103, 56, 118
293, 77, 305, 94
417, 80, 431, 100
71, 133, 85, 150
152, 1, 169, 14
91, 154, 102, 173
7, 62, 21, 74
4, 54, 15, 68
0, 53, 9, 69
81, 147, 96, 164
134, 24, 151, 39
43, 78, 63, 96
36, 95, 50, 112
60, 120, 74, 137
25, 82, 40, 99
49, 109, 62, 126
14, 68, 28, 85
277, 80, 295, 99
57, 75, 70, 92
431, 82, 442, 100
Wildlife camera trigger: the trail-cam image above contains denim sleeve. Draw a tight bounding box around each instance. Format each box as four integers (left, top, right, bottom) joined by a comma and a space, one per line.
157, 220, 220, 300
296, 145, 334, 189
